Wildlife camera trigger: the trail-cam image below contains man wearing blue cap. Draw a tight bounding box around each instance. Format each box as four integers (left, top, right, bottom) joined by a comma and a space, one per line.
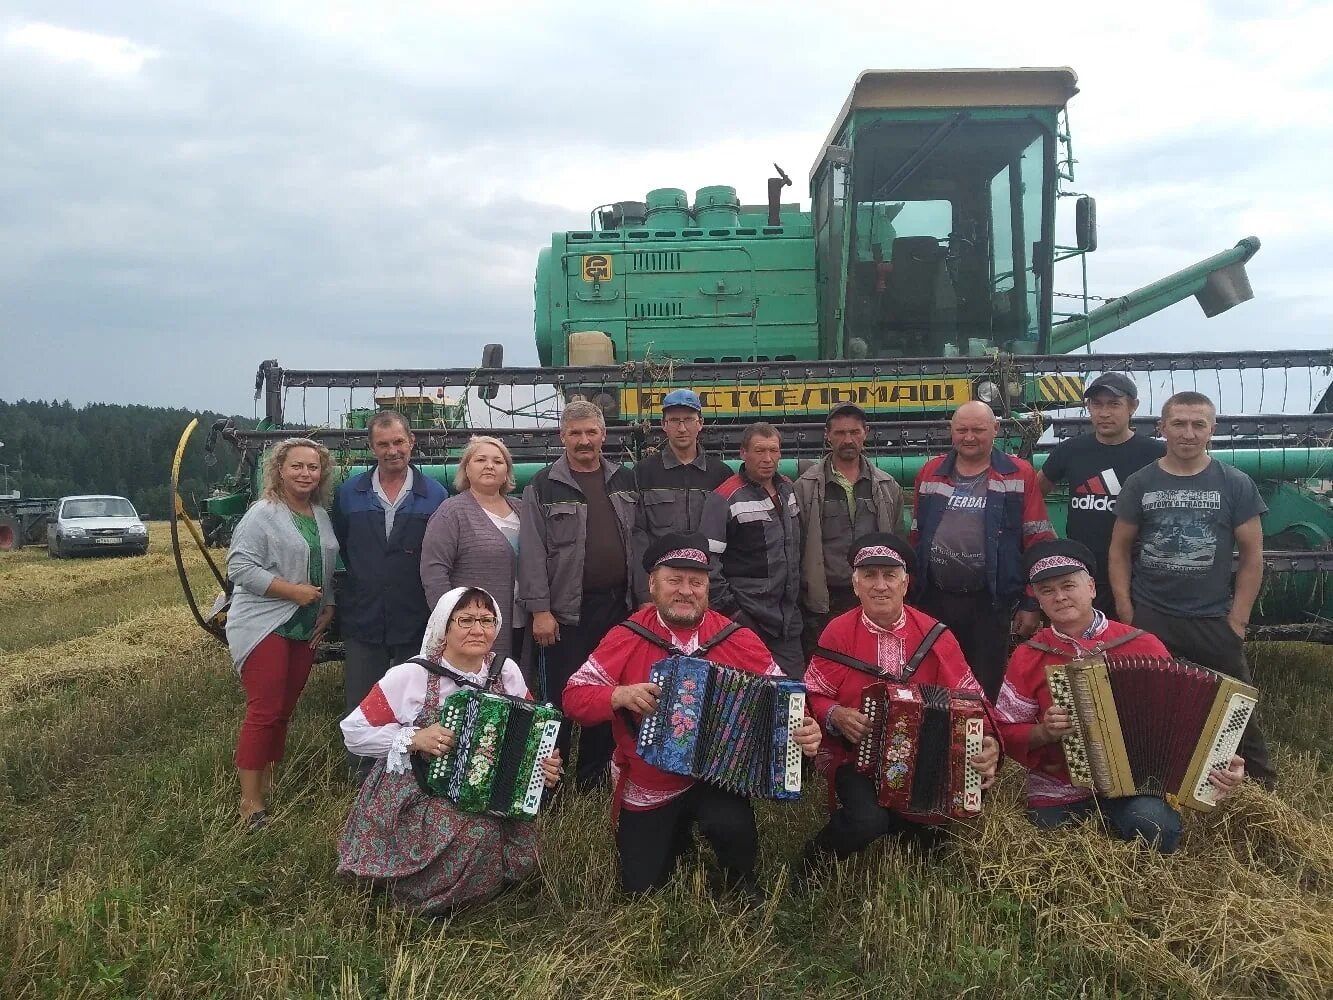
632, 389, 731, 573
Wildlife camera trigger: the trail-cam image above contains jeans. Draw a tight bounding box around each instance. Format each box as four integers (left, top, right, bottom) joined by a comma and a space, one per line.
1029, 794, 1183, 853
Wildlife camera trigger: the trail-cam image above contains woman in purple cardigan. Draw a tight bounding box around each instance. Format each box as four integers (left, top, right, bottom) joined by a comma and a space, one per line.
420, 436, 526, 664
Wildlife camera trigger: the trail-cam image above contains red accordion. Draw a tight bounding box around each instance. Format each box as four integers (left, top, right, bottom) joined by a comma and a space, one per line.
854, 682, 986, 821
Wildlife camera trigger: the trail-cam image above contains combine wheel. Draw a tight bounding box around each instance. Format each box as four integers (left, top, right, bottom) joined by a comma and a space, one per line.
0, 517, 23, 552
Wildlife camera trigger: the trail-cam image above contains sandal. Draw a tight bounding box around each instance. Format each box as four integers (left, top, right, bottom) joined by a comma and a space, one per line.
244, 810, 269, 834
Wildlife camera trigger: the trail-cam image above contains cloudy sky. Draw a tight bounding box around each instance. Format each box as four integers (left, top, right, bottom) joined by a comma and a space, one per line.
2, 0, 1330, 415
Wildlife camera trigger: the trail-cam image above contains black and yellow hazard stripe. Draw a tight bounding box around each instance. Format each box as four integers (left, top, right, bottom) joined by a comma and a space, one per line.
1036, 374, 1085, 403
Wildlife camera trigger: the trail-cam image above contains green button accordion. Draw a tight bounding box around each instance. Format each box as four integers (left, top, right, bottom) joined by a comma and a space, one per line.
422, 689, 563, 820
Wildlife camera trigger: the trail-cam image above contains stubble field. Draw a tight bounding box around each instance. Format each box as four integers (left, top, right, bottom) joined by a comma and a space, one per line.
0, 531, 1330, 999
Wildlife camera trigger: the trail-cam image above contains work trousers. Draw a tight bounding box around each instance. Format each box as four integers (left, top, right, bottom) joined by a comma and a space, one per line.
1131, 605, 1277, 788
616, 783, 758, 894
344, 636, 422, 776
539, 587, 626, 790
801, 584, 861, 660
1030, 794, 1183, 853
916, 587, 1011, 701
735, 608, 807, 679
235, 632, 316, 770
811, 765, 944, 858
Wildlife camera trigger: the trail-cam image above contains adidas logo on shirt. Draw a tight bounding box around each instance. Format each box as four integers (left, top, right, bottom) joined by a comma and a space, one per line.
1070, 469, 1122, 512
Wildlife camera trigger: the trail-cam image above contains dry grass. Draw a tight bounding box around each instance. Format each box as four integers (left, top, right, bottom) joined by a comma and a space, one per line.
961, 766, 1333, 1000
0, 553, 1329, 998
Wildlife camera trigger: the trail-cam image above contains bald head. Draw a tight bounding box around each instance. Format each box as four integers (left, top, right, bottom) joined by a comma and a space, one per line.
952, 401, 997, 426
951, 401, 999, 463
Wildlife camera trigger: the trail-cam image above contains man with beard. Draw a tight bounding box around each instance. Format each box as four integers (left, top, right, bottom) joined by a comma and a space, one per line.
518, 400, 640, 789
563, 532, 821, 898
794, 402, 905, 656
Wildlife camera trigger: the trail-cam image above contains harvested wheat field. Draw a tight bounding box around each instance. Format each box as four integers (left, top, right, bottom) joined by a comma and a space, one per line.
0, 547, 1329, 999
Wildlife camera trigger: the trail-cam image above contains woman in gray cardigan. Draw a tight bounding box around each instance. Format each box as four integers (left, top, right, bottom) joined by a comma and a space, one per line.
226, 437, 339, 832
420, 436, 525, 665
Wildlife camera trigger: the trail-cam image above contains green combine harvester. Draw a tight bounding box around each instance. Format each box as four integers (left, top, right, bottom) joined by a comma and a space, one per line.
171, 67, 1333, 641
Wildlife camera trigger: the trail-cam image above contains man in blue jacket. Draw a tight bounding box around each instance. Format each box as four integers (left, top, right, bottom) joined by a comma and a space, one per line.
333, 410, 447, 780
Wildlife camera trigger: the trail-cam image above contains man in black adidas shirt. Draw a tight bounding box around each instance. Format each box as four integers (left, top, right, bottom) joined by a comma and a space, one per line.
1036, 373, 1164, 619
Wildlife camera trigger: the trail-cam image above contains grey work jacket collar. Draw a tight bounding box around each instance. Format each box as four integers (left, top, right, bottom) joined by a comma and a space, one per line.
660, 447, 710, 471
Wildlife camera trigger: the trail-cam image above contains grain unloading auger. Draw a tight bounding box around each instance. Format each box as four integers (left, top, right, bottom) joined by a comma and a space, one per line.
170, 67, 1333, 641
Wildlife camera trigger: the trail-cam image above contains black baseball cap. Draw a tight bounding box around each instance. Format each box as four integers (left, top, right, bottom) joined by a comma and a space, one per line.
1083, 372, 1138, 400
643, 531, 711, 572
827, 401, 868, 424
1025, 539, 1097, 583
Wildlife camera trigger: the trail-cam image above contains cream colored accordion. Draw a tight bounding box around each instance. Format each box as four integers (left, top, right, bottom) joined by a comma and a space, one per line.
1044, 654, 1258, 812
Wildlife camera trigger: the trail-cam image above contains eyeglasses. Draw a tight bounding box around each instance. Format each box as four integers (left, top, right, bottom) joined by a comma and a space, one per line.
663, 415, 700, 427
452, 615, 498, 630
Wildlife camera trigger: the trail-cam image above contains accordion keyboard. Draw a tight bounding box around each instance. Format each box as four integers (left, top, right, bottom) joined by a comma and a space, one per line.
1190, 692, 1256, 807
856, 690, 880, 770
961, 715, 984, 813
785, 692, 806, 794
520, 719, 562, 816
1044, 667, 1093, 786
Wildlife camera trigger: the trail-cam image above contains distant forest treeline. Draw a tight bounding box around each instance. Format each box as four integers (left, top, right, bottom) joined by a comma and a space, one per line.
0, 400, 255, 519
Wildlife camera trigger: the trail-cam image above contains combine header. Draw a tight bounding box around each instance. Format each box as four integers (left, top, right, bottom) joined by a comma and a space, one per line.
171, 67, 1333, 641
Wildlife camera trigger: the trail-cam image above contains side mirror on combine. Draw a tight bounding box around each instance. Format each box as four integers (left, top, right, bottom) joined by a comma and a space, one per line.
478, 343, 503, 400
1076, 195, 1098, 253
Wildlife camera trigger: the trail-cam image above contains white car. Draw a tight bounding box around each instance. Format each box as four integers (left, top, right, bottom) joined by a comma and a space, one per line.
47, 495, 150, 558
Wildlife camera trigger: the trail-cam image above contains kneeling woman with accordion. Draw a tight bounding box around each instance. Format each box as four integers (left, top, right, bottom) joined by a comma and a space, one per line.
338, 586, 561, 913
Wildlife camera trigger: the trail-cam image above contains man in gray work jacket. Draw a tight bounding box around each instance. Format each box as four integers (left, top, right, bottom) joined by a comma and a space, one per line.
632, 387, 732, 563
518, 399, 639, 790
701, 422, 804, 677
794, 402, 905, 656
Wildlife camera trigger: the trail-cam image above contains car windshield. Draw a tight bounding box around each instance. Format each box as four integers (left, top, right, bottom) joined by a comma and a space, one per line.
63, 498, 137, 518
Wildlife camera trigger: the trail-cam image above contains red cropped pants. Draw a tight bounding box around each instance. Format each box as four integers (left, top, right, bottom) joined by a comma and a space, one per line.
234, 632, 316, 770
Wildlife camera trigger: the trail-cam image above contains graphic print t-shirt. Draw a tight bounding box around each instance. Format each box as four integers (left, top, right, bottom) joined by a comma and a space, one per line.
1041, 433, 1165, 583
928, 470, 989, 593
1115, 459, 1267, 617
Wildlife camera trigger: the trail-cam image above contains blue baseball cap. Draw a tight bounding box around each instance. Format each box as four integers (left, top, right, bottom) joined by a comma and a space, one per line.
661, 389, 703, 412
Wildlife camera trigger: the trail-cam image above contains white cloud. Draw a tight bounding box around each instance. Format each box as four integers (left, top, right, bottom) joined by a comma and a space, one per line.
4, 21, 160, 77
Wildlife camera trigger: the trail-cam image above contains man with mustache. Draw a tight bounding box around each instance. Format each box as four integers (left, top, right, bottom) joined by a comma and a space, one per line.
518, 400, 640, 790
333, 409, 448, 782
794, 402, 905, 656
564, 532, 821, 899
700, 423, 805, 677
1036, 373, 1164, 620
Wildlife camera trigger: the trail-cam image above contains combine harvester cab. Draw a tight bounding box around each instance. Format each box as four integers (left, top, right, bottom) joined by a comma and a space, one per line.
172, 67, 1333, 642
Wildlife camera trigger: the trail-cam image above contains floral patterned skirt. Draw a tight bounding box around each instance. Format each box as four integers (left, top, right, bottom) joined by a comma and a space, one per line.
337, 760, 540, 913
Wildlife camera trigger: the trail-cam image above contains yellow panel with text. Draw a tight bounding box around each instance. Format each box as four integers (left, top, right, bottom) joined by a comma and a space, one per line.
622, 378, 973, 419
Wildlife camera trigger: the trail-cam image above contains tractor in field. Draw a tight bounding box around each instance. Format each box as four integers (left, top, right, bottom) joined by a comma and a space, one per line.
171, 67, 1333, 640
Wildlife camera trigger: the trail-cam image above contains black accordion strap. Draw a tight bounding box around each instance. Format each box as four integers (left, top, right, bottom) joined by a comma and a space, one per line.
615, 620, 681, 653
696, 621, 742, 655
408, 656, 502, 692
812, 645, 884, 679
901, 622, 947, 683
813, 621, 947, 682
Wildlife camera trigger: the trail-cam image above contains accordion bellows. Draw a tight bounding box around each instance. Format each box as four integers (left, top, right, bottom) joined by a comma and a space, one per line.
637, 656, 806, 799
423, 689, 562, 820
1044, 654, 1258, 812
856, 682, 986, 820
